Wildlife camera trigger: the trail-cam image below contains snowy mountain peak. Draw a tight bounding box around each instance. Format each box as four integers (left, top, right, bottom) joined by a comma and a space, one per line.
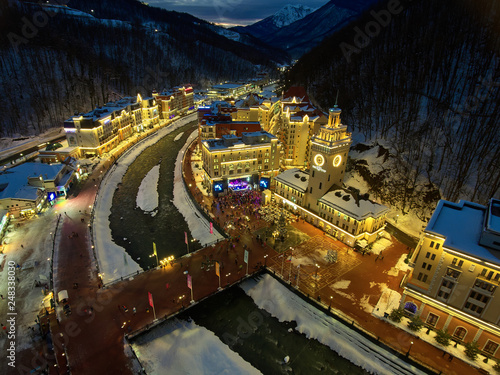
271, 4, 315, 28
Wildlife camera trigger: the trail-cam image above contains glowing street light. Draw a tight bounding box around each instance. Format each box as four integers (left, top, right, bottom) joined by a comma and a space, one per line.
406, 341, 414, 357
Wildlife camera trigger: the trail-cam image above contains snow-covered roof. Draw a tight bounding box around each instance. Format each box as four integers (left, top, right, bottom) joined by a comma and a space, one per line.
486, 199, 500, 234
0, 162, 65, 201
320, 189, 390, 221
212, 83, 245, 90
425, 200, 500, 264
202, 131, 275, 151
274, 168, 309, 193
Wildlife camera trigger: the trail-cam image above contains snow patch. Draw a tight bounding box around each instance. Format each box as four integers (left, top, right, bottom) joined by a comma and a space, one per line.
241, 274, 426, 375
137, 165, 160, 213
131, 319, 261, 375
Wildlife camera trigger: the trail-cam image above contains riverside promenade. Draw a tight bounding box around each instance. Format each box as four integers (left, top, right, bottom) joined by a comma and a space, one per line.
11, 127, 485, 375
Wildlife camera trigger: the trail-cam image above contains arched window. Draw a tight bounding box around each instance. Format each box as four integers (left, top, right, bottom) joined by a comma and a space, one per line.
453, 327, 467, 341
404, 302, 418, 315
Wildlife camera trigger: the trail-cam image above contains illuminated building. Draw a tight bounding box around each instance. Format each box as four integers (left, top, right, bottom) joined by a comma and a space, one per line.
273, 106, 388, 247
201, 131, 281, 194
0, 162, 78, 217
402, 199, 500, 359
64, 94, 158, 157
153, 86, 195, 119
208, 82, 253, 99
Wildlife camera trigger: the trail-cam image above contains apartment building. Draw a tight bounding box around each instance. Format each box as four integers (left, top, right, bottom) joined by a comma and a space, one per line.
403, 199, 500, 359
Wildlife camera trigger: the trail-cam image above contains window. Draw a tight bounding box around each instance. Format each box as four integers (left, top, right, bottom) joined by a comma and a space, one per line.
417, 273, 423, 281
435, 243, 440, 249
431, 254, 436, 260
484, 341, 499, 356
422, 262, 427, 269
453, 327, 467, 341
475, 280, 496, 293
446, 268, 460, 279
427, 264, 432, 271
452, 258, 464, 267
426, 313, 439, 327
430, 241, 435, 248
425, 252, 430, 258
423, 274, 428, 282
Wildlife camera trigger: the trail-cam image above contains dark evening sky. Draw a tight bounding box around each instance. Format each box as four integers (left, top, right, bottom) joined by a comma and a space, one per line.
147, 0, 329, 26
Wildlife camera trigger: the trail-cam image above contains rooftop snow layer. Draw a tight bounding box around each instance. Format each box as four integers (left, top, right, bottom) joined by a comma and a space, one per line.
426, 200, 500, 263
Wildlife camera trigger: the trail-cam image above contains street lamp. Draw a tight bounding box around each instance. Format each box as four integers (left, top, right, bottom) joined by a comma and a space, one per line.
315, 263, 320, 278
329, 296, 333, 310
149, 252, 158, 267
406, 341, 414, 357
264, 254, 268, 267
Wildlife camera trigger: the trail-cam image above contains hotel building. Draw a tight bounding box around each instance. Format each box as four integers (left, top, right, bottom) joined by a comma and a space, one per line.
201, 131, 281, 193
272, 106, 389, 246
403, 199, 500, 359
64, 94, 158, 157
153, 86, 195, 120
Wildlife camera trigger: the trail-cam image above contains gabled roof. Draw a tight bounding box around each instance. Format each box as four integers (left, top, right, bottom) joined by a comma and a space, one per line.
274, 168, 309, 193
283, 86, 310, 103
320, 189, 390, 221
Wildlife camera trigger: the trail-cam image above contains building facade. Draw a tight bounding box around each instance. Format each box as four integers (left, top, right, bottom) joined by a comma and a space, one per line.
201, 131, 281, 194
403, 199, 500, 359
272, 106, 388, 246
64, 95, 159, 157
0, 163, 78, 218
153, 86, 194, 120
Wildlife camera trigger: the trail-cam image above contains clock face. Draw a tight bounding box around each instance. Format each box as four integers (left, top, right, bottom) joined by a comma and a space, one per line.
333, 155, 342, 167
314, 154, 325, 167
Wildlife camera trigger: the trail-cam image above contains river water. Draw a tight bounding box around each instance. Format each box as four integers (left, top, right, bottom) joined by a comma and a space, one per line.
177, 285, 369, 375
109, 121, 200, 269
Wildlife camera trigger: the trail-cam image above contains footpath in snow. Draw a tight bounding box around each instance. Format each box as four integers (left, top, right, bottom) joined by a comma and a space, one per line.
240, 274, 427, 375
131, 319, 261, 375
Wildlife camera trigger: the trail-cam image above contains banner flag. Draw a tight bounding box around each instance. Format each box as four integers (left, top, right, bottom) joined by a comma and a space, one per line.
244, 250, 249, 264
187, 274, 192, 289
215, 261, 220, 277
166, 283, 170, 290
184, 231, 188, 245
153, 242, 157, 257
210, 222, 213, 234
148, 292, 154, 308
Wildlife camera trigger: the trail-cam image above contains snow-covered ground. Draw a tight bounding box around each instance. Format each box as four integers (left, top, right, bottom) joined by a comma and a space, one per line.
136, 165, 160, 215
0, 208, 60, 353
241, 274, 426, 375
131, 319, 261, 375
93, 115, 223, 284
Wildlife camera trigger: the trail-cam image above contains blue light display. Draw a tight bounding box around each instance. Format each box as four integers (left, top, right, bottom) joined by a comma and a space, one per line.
259, 178, 270, 190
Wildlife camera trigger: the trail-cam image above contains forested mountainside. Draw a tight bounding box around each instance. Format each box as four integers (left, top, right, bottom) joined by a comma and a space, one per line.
287, 0, 500, 213
231, 4, 316, 40
0, 0, 285, 137
238, 0, 379, 58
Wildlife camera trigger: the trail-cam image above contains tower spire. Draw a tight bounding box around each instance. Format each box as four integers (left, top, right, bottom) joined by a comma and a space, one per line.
334, 89, 339, 108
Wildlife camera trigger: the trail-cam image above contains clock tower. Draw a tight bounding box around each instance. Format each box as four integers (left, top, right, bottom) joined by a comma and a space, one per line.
305, 106, 352, 212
